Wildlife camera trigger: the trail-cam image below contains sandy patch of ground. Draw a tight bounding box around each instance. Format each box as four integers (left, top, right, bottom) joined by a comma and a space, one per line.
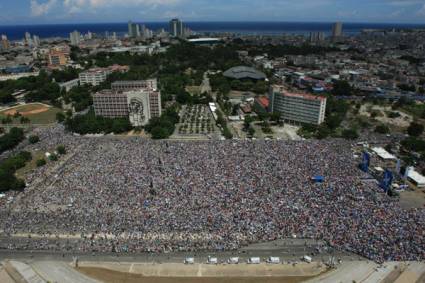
359, 104, 413, 128
77, 263, 327, 283
77, 262, 326, 277
399, 190, 425, 209
2, 103, 51, 116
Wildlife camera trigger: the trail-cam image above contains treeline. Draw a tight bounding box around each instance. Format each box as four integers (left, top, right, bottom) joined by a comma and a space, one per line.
145, 106, 180, 139
64, 109, 132, 134
0, 71, 61, 105
210, 74, 269, 95
0, 127, 25, 154
0, 151, 31, 192
299, 95, 356, 139
62, 86, 93, 111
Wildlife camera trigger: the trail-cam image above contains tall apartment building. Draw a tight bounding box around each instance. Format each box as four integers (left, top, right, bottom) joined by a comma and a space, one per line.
70, 30, 81, 46
309, 32, 325, 43
33, 35, 41, 47
111, 79, 158, 92
25, 32, 32, 46
48, 45, 71, 66
169, 18, 184, 37
269, 85, 326, 125
0, 35, 10, 50
332, 22, 343, 39
128, 21, 140, 38
93, 87, 162, 127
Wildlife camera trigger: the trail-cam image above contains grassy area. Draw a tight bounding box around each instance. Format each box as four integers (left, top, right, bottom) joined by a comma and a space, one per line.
0, 106, 62, 124
15, 150, 46, 179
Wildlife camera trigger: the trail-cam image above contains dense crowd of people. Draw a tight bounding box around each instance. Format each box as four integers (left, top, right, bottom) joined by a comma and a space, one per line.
0, 126, 423, 263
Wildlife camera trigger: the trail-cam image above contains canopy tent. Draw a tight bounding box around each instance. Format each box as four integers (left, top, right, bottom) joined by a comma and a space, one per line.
312, 176, 325, 183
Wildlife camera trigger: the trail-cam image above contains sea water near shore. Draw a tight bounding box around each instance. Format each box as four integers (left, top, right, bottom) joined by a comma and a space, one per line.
1, 21, 425, 40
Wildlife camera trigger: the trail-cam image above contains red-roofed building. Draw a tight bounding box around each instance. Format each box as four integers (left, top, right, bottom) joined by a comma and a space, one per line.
254, 96, 269, 113
269, 85, 327, 125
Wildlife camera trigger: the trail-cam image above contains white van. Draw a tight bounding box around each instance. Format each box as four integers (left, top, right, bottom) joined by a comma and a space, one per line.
184, 257, 195, 264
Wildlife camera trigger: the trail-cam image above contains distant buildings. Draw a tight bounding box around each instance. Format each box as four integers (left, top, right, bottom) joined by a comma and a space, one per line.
25, 32, 32, 46
48, 45, 71, 67
169, 18, 184, 37
128, 21, 140, 38
0, 35, 10, 50
309, 32, 325, 43
70, 30, 81, 46
33, 35, 41, 47
93, 79, 161, 126
332, 22, 343, 39
128, 21, 154, 38
79, 65, 129, 86
269, 85, 327, 125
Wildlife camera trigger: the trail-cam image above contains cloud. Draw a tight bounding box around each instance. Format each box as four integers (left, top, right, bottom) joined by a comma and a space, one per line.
63, 0, 181, 12
31, 0, 57, 16
418, 3, 425, 16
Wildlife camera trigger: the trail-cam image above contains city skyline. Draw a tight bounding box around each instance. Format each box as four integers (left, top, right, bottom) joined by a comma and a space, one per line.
0, 0, 424, 25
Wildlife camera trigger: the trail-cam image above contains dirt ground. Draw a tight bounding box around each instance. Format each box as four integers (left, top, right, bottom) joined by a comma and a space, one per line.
1, 103, 50, 116
399, 190, 425, 209
77, 267, 318, 283
359, 104, 412, 128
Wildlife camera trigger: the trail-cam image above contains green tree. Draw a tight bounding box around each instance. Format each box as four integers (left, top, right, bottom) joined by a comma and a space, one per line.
56, 112, 66, 123
342, 128, 359, 140
332, 80, 352, 96
151, 126, 170, 139
375, 124, 390, 134
56, 145, 66, 155
28, 135, 40, 144
36, 158, 46, 167
407, 122, 424, 137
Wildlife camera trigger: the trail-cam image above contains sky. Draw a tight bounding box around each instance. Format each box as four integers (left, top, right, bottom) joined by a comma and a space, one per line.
0, 0, 424, 25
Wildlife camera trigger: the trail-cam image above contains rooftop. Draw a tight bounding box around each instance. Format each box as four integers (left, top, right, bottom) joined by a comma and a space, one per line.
223, 66, 266, 80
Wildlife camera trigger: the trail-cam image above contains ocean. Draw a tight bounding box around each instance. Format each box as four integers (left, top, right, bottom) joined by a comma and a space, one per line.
1, 22, 425, 41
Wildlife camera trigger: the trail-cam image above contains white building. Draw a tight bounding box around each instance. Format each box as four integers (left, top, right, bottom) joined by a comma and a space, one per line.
93, 85, 161, 127
79, 68, 109, 86
58, 78, 80, 92
70, 30, 81, 46
269, 85, 327, 125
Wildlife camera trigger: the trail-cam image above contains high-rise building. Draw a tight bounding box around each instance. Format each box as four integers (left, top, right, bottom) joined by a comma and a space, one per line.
128, 21, 141, 38
93, 84, 162, 127
169, 18, 184, 37
0, 34, 10, 50
24, 32, 32, 46
70, 30, 81, 46
332, 22, 343, 39
33, 35, 41, 47
269, 85, 327, 125
309, 32, 325, 43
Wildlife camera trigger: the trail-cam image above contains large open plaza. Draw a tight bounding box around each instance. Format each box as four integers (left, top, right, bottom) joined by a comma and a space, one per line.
0, 126, 423, 264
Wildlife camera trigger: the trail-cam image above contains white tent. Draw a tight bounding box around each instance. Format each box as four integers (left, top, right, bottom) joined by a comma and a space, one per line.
208, 257, 218, 264
228, 257, 239, 264
372, 147, 396, 160
184, 257, 194, 264
248, 257, 260, 264
267, 257, 280, 264
407, 169, 425, 188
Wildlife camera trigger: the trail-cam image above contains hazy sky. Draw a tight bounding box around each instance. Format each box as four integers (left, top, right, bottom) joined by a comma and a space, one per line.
0, 0, 424, 24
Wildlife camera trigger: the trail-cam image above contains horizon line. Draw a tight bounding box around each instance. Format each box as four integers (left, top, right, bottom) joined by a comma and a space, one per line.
1, 20, 425, 27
